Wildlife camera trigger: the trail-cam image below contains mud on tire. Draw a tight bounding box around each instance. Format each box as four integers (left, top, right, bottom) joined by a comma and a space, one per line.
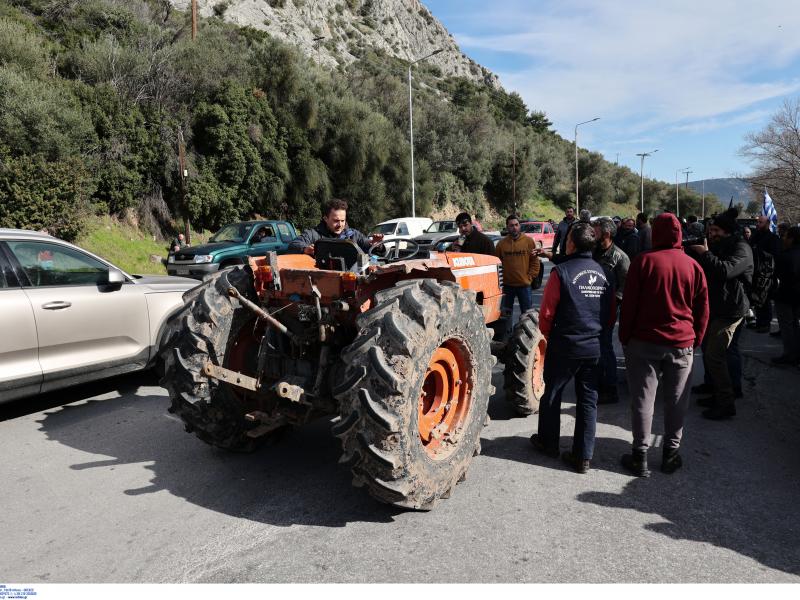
333, 279, 494, 510
503, 309, 546, 416
160, 266, 281, 452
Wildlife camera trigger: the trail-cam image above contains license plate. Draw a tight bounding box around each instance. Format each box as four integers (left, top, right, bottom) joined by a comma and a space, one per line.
176, 268, 189, 275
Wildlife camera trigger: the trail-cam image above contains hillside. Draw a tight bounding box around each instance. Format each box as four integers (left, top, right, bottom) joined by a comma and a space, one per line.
172, 0, 499, 87
688, 178, 755, 206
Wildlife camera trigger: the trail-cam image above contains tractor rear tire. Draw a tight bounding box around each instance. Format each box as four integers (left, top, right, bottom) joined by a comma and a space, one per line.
333, 279, 494, 510
503, 309, 547, 416
160, 266, 286, 452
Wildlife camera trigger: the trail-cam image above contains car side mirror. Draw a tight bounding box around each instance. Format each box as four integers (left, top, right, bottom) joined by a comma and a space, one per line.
106, 268, 125, 285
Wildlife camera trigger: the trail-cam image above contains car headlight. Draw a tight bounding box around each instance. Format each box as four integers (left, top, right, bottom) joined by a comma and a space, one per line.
168, 255, 175, 264
193, 255, 213, 264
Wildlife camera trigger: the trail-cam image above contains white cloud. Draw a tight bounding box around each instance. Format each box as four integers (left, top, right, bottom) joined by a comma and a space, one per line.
450, 0, 800, 136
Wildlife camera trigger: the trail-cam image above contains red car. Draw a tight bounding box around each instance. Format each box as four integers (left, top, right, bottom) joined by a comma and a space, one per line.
520, 221, 556, 249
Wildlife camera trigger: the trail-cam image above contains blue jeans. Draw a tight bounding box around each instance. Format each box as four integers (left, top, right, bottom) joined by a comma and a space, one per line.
502, 285, 533, 333
536, 355, 600, 460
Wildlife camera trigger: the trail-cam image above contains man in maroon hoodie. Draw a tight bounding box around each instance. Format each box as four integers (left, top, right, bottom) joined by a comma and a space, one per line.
618, 213, 709, 477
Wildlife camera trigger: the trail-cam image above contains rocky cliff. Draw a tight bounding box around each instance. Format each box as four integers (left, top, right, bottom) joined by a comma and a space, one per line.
169, 0, 499, 88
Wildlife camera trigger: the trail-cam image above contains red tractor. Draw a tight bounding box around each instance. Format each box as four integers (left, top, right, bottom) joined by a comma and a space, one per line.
160, 239, 545, 509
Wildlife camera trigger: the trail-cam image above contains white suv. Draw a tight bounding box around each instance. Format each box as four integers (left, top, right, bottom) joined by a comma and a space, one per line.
0, 229, 198, 402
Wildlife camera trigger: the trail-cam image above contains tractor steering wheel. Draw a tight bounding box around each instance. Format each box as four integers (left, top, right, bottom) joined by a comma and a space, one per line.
368, 239, 420, 263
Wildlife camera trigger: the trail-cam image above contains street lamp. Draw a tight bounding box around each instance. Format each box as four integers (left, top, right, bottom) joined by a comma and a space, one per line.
635, 149, 659, 213
408, 48, 443, 218
312, 35, 325, 64
574, 117, 600, 213
676, 166, 690, 217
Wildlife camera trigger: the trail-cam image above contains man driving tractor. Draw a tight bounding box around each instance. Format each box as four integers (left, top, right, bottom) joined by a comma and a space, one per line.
288, 199, 382, 256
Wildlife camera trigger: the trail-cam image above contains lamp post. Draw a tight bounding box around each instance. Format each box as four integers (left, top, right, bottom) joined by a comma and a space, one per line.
574, 117, 600, 213
676, 166, 690, 217
635, 149, 659, 213
408, 48, 443, 218
312, 35, 325, 64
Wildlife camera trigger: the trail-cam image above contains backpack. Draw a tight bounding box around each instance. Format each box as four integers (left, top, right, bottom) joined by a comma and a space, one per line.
747, 247, 776, 308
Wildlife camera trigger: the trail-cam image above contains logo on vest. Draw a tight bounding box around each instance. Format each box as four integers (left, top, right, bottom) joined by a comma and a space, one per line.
572, 269, 607, 299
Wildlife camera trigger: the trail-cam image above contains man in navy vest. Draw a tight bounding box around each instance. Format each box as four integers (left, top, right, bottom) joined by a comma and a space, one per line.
530, 222, 615, 473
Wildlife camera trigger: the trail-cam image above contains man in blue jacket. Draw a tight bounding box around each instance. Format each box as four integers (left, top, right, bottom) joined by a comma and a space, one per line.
530, 222, 615, 473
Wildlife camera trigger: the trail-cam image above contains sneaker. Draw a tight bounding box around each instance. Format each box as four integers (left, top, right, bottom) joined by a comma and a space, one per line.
702, 405, 736, 420
561, 451, 590, 474
691, 383, 714, 394
696, 396, 715, 408
529, 434, 559, 458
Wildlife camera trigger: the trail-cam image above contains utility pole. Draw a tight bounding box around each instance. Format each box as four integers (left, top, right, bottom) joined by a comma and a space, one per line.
702, 180, 705, 218
512, 139, 517, 215
407, 48, 443, 218
676, 166, 690, 218
177, 128, 190, 244
191, 0, 197, 40
684, 170, 693, 190
636, 149, 659, 213
312, 35, 325, 64
574, 117, 600, 213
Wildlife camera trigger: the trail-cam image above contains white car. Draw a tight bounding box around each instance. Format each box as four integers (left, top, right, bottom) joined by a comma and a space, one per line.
371, 217, 433, 242
0, 229, 199, 402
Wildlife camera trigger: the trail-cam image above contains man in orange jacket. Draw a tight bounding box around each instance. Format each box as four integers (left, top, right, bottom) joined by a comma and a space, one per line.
496, 215, 541, 331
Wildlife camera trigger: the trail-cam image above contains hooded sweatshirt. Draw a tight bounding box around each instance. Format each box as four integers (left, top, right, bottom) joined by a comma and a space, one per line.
619, 213, 709, 348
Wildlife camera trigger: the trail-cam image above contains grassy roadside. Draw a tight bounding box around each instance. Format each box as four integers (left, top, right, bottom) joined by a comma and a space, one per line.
76, 216, 210, 275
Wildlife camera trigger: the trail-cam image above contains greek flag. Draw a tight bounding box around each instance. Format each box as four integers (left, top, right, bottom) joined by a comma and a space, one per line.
762, 188, 778, 233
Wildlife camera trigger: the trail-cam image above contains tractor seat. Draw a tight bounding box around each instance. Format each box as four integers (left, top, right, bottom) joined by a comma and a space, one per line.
314, 239, 366, 272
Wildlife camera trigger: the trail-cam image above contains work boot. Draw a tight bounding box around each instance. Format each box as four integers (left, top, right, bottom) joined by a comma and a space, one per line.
696, 395, 714, 408
561, 451, 590, 474
691, 383, 714, 395
529, 434, 559, 458
702, 405, 736, 420
661, 447, 683, 474
621, 449, 651, 477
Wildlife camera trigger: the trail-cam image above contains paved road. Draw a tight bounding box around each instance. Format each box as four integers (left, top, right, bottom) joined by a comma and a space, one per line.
2, 262, 799, 583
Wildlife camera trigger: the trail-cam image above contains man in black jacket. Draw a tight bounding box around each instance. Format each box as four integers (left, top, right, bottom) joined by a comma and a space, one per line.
592, 217, 629, 404
773, 226, 800, 365
451, 212, 496, 256
288, 199, 378, 255
615, 218, 641, 259
687, 208, 753, 420
749, 215, 782, 332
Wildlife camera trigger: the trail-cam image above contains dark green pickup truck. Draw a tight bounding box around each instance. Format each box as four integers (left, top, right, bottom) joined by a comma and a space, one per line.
166, 220, 298, 280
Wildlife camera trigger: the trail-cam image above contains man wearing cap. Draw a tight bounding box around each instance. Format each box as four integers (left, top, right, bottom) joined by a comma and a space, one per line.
687, 207, 753, 420
451, 212, 496, 256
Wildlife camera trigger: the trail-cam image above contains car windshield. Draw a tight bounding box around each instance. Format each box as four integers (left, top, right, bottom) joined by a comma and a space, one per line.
522, 223, 543, 233
375, 223, 397, 235
426, 221, 455, 233
210, 223, 254, 243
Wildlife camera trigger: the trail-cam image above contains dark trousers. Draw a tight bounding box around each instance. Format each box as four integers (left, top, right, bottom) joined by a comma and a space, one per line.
703, 317, 742, 410
775, 301, 800, 360
537, 355, 600, 460
755, 301, 772, 328
599, 310, 619, 390
703, 319, 743, 391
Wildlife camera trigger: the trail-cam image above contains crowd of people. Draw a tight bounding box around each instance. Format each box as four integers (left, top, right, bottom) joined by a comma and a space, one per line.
527, 204, 800, 477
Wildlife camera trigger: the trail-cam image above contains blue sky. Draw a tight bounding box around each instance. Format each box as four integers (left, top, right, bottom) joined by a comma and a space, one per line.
425, 0, 800, 184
